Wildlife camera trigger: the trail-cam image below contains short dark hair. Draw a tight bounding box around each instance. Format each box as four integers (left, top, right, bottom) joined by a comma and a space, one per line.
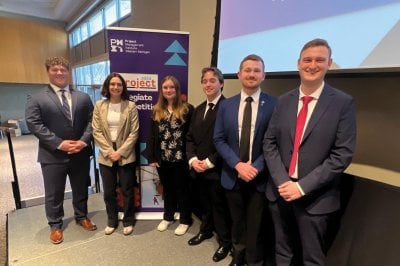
239, 54, 265, 72
201, 67, 224, 83
300, 38, 332, 59
101, 72, 129, 100
201, 66, 224, 91
45, 57, 69, 71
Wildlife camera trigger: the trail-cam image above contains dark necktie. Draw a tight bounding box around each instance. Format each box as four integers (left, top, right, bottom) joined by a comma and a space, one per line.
204, 102, 214, 120
288, 96, 314, 177
60, 89, 72, 121
239, 96, 253, 162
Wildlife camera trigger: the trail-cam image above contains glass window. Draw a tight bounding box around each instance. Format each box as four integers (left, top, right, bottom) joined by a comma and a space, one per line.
73, 61, 110, 103
89, 11, 104, 36
72, 61, 109, 86
91, 61, 108, 85
80, 22, 89, 41
72, 28, 81, 46
69, 33, 74, 47
119, 0, 131, 18
105, 0, 117, 26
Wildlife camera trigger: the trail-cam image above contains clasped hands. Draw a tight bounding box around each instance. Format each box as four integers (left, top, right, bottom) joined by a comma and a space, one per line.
59, 140, 86, 154
278, 181, 302, 202
235, 162, 258, 182
191, 159, 209, 173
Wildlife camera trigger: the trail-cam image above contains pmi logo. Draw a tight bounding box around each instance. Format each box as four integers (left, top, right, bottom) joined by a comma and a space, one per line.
110, 39, 123, 52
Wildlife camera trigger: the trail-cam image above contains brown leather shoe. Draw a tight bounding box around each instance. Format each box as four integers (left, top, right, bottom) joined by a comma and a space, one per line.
50, 229, 63, 244
77, 218, 97, 231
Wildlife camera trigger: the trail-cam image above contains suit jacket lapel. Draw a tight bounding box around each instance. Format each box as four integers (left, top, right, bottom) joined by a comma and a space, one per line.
116, 100, 129, 139
289, 89, 300, 143
70, 87, 78, 122
302, 85, 333, 143
254, 93, 266, 135
46, 85, 71, 122
100, 101, 112, 141
232, 94, 240, 143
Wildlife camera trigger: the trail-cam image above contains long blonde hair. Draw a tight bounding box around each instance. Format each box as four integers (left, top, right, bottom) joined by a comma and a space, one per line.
152, 76, 189, 122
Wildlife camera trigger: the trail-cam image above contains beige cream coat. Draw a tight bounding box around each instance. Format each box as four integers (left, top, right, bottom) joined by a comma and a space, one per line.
92, 99, 139, 167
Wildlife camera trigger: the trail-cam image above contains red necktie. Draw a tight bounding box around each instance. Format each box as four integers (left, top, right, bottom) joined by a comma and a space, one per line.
288, 96, 313, 177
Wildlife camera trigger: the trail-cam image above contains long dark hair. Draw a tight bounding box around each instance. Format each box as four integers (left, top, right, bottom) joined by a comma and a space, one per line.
101, 72, 129, 100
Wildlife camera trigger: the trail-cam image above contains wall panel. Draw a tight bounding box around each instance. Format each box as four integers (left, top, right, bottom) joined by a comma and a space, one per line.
0, 16, 67, 83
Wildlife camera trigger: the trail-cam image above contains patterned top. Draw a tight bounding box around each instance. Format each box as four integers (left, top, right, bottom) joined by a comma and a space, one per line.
159, 113, 185, 162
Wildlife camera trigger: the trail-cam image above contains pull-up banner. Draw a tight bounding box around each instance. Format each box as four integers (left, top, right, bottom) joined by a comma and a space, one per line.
107, 27, 189, 216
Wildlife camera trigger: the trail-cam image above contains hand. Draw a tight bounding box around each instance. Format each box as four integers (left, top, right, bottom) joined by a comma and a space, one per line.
278, 181, 302, 202
108, 151, 121, 162
191, 160, 208, 173
59, 140, 76, 152
69, 140, 86, 154
234, 162, 258, 182
149, 162, 160, 167
59, 140, 86, 154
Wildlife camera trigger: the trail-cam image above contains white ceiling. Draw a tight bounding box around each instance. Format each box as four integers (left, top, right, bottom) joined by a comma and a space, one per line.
0, 0, 91, 22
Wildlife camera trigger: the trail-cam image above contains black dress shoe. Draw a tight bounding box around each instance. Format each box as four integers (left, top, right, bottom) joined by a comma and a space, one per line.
212, 245, 231, 262
188, 232, 213, 245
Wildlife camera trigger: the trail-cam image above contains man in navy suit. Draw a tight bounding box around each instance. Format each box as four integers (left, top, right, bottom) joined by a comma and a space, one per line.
186, 67, 231, 262
26, 57, 96, 245
214, 55, 277, 266
263, 39, 356, 265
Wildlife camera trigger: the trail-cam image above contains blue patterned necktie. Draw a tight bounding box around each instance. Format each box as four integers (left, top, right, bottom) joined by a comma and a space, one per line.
60, 89, 72, 121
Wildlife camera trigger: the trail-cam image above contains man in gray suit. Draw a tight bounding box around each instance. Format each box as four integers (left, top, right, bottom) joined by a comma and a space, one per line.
26, 57, 96, 244
263, 39, 356, 265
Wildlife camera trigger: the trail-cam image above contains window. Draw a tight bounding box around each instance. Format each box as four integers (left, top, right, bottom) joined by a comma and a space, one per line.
105, 0, 117, 26
72, 28, 81, 46
80, 22, 89, 41
91, 61, 109, 85
119, 0, 131, 18
72, 61, 110, 103
89, 11, 103, 36
69, 0, 132, 47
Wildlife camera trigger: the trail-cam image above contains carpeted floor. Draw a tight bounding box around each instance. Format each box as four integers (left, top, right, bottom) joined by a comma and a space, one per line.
0, 135, 51, 265
0, 181, 14, 266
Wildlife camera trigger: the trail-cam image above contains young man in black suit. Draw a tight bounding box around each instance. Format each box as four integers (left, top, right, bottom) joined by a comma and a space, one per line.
186, 67, 232, 262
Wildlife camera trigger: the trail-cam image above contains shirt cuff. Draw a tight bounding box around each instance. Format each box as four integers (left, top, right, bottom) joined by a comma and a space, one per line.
188, 156, 198, 168
204, 158, 215, 169
296, 182, 305, 196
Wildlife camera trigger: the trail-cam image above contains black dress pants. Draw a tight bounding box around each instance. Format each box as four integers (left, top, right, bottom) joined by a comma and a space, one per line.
157, 161, 192, 225
100, 162, 136, 227
225, 179, 266, 265
195, 176, 231, 247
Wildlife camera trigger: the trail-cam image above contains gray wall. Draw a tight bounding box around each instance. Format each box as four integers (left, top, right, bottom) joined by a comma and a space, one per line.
0, 83, 43, 128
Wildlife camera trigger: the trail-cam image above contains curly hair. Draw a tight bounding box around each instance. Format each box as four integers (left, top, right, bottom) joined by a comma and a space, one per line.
45, 57, 69, 71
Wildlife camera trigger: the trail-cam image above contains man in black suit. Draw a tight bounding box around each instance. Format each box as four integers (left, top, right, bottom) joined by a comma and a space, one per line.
186, 67, 231, 262
25, 57, 97, 245
263, 39, 357, 265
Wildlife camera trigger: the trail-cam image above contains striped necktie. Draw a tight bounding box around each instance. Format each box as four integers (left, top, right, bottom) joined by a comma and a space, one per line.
60, 89, 72, 121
